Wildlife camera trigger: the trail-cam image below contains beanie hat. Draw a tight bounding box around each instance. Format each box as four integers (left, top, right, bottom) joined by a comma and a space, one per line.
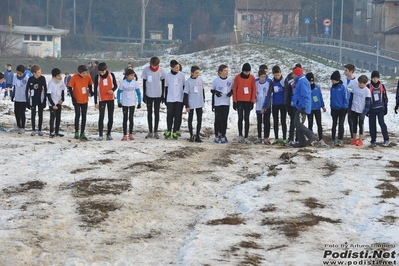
292, 67, 304, 76
305, 72, 314, 82
371, 70, 380, 79
51, 68, 61, 77
330, 70, 341, 81
242, 63, 251, 72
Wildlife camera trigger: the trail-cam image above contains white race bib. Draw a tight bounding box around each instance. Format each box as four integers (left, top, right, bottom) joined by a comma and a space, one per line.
147, 75, 153, 82
374, 93, 379, 101
194, 86, 198, 93
103, 79, 108, 86
274, 86, 280, 93
244, 87, 249, 94
82, 87, 87, 94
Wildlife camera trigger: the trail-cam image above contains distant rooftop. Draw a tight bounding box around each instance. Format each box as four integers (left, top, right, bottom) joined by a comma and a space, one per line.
0, 25, 69, 36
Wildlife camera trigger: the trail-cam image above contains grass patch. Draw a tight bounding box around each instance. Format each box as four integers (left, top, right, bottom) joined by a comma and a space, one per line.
244, 233, 262, 239
125, 161, 166, 171
376, 181, 399, 199
376, 215, 398, 225
261, 213, 341, 238
206, 215, 245, 225
387, 170, 399, 181
3, 180, 46, 195
324, 162, 338, 177
70, 167, 99, 174
239, 241, 262, 249
303, 197, 325, 209
63, 178, 130, 197
164, 146, 205, 158
260, 204, 277, 213
77, 200, 121, 227
241, 254, 264, 266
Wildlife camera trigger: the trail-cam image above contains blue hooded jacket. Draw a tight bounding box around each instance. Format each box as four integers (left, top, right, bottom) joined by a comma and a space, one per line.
292, 74, 311, 114
330, 81, 349, 109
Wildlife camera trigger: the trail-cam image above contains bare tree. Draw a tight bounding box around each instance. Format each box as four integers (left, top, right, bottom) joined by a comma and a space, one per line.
0, 30, 21, 56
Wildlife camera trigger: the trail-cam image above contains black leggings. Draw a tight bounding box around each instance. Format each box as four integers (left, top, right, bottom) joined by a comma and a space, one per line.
188, 108, 203, 137
307, 109, 323, 140
31, 104, 44, 131
98, 100, 114, 136
122, 106, 135, 135
14, 101, 27, 129
287, 106, 297, 141
167, 102, 183, 132
272, 104, 287, 139
256, 110, 271, 139
351, 111, 365, 135
146, 97, 161, 133
214, 105, 230, 137
49, 104, 62, 134
331, 108, 347, 141
237, 101, 252, 138
74, 103, 88, 134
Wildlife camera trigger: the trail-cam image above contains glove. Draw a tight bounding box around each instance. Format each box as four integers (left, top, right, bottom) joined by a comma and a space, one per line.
137, 103, 141, 109
227, 91, 233, 97
250, 103, 254, 110
233, 102, 237, 111
118, 103, 122, 108
384, 106, 387, 116
300, 108, 306, 114
143, 95, 147, 104
215, 91, 222, 97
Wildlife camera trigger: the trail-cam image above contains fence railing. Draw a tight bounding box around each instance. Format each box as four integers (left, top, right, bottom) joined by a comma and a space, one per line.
249, 36, 399, 76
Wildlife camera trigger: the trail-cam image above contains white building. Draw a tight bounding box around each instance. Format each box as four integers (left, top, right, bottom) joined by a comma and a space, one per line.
0, 25, 69, 58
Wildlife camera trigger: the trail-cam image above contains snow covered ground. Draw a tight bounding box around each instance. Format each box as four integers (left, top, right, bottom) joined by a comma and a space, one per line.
0, 43, 398, 265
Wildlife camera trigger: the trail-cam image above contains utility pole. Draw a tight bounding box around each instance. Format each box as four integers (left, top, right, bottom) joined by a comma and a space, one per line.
46, 0, 50, 25
73, 0, 76, 34
331, 0, 334, 39
141, 0, 149, 58
339, 0, 343, 65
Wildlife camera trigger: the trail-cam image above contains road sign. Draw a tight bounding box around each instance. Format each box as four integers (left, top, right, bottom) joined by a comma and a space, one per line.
324, 26, 330, 35
323, 18, 331, 27
305, 18, 311, 24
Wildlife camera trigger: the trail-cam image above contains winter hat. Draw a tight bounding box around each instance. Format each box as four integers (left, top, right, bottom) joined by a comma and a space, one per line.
292, 67, 304, 76
51, 68, 61, 77
242, 63, 251, 72
305, 72, 314, 82
330, 70, 341, 81
371, 70, 380, 79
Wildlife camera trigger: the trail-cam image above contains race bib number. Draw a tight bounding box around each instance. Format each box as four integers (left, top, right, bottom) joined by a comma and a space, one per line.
313, 96, 318, 102
82, 87, 87, 94
147, 75, 153, 82
373, 93, 379, 101
103, 79, 108, 86
194, 86, 198, 93
274, 86, 280, 93
244, 87, 249, 94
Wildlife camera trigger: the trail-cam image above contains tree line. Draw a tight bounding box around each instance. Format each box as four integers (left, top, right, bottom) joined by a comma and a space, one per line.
0, 0, 354, 50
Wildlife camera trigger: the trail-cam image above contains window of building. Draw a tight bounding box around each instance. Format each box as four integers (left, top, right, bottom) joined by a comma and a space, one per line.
242, 14, 247, 21
249, 14, 254, 24
39, 35, 45, 41
31, 35, 37, 41
366, 3, 372, 19
283, 14, 288, 24
24, 35, 30, 41
47, 35, 53, 41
